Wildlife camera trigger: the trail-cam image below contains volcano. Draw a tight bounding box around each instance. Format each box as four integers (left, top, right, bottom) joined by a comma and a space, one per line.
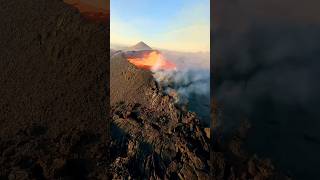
126, 41, 152, 51
123, 42, 176, 71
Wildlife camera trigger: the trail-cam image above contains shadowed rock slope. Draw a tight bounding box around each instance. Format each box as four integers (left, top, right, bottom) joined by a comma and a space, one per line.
0, 0, 108, 179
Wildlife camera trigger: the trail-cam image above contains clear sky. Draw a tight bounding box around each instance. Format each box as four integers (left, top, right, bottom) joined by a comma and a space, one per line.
111, 0, 210, 52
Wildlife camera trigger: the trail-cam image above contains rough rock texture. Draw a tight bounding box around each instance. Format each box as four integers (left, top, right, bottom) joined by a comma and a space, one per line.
110, 53, 210, 179
210, 120, 291, 180
0, 0, 108, 179
109, 102, 210, 179
110, 52, 210, 179
110, 53, 157, 106
109, 52, 290, 179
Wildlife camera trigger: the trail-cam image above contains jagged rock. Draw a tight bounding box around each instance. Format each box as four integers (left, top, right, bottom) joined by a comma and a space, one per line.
110, 52, 210, 179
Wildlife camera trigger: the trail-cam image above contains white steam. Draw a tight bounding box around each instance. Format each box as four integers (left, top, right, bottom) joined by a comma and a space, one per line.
151, 51, 210, 125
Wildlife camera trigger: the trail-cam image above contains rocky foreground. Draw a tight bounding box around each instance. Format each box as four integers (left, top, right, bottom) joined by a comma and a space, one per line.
109, 52, 290, 180
109, 52, 210, 179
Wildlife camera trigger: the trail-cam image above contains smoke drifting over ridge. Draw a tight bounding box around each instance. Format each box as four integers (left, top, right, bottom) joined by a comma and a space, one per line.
114, 42, 211, 125
213, 0, 320, 179
153, 51, 210, 125
154, 69, 210, 125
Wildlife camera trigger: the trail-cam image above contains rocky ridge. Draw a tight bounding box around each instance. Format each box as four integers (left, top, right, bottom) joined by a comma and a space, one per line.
109, 51, 210, 179
109, 50, 291, 179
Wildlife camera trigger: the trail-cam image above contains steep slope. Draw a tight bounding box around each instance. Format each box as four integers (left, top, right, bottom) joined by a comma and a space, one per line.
110, 53, 156, 106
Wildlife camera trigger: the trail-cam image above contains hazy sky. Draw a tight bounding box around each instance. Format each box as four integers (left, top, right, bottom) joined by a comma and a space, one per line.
111, 0, 210, 52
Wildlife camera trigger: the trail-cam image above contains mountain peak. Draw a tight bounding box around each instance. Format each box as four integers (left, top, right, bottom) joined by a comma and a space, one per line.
127, 41, 152, 51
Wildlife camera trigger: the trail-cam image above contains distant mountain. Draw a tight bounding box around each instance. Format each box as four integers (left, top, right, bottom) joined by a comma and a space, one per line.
126, 41, 152, 51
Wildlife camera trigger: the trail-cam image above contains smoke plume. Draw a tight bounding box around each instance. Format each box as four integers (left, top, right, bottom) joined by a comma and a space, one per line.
152, 51, 210, 126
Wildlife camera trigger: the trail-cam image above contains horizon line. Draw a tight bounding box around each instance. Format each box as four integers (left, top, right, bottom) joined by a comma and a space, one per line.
110, 42, 210, 53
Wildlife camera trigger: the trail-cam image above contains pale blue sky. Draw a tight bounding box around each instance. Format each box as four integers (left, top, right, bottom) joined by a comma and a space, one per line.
111, 0, 210, 52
